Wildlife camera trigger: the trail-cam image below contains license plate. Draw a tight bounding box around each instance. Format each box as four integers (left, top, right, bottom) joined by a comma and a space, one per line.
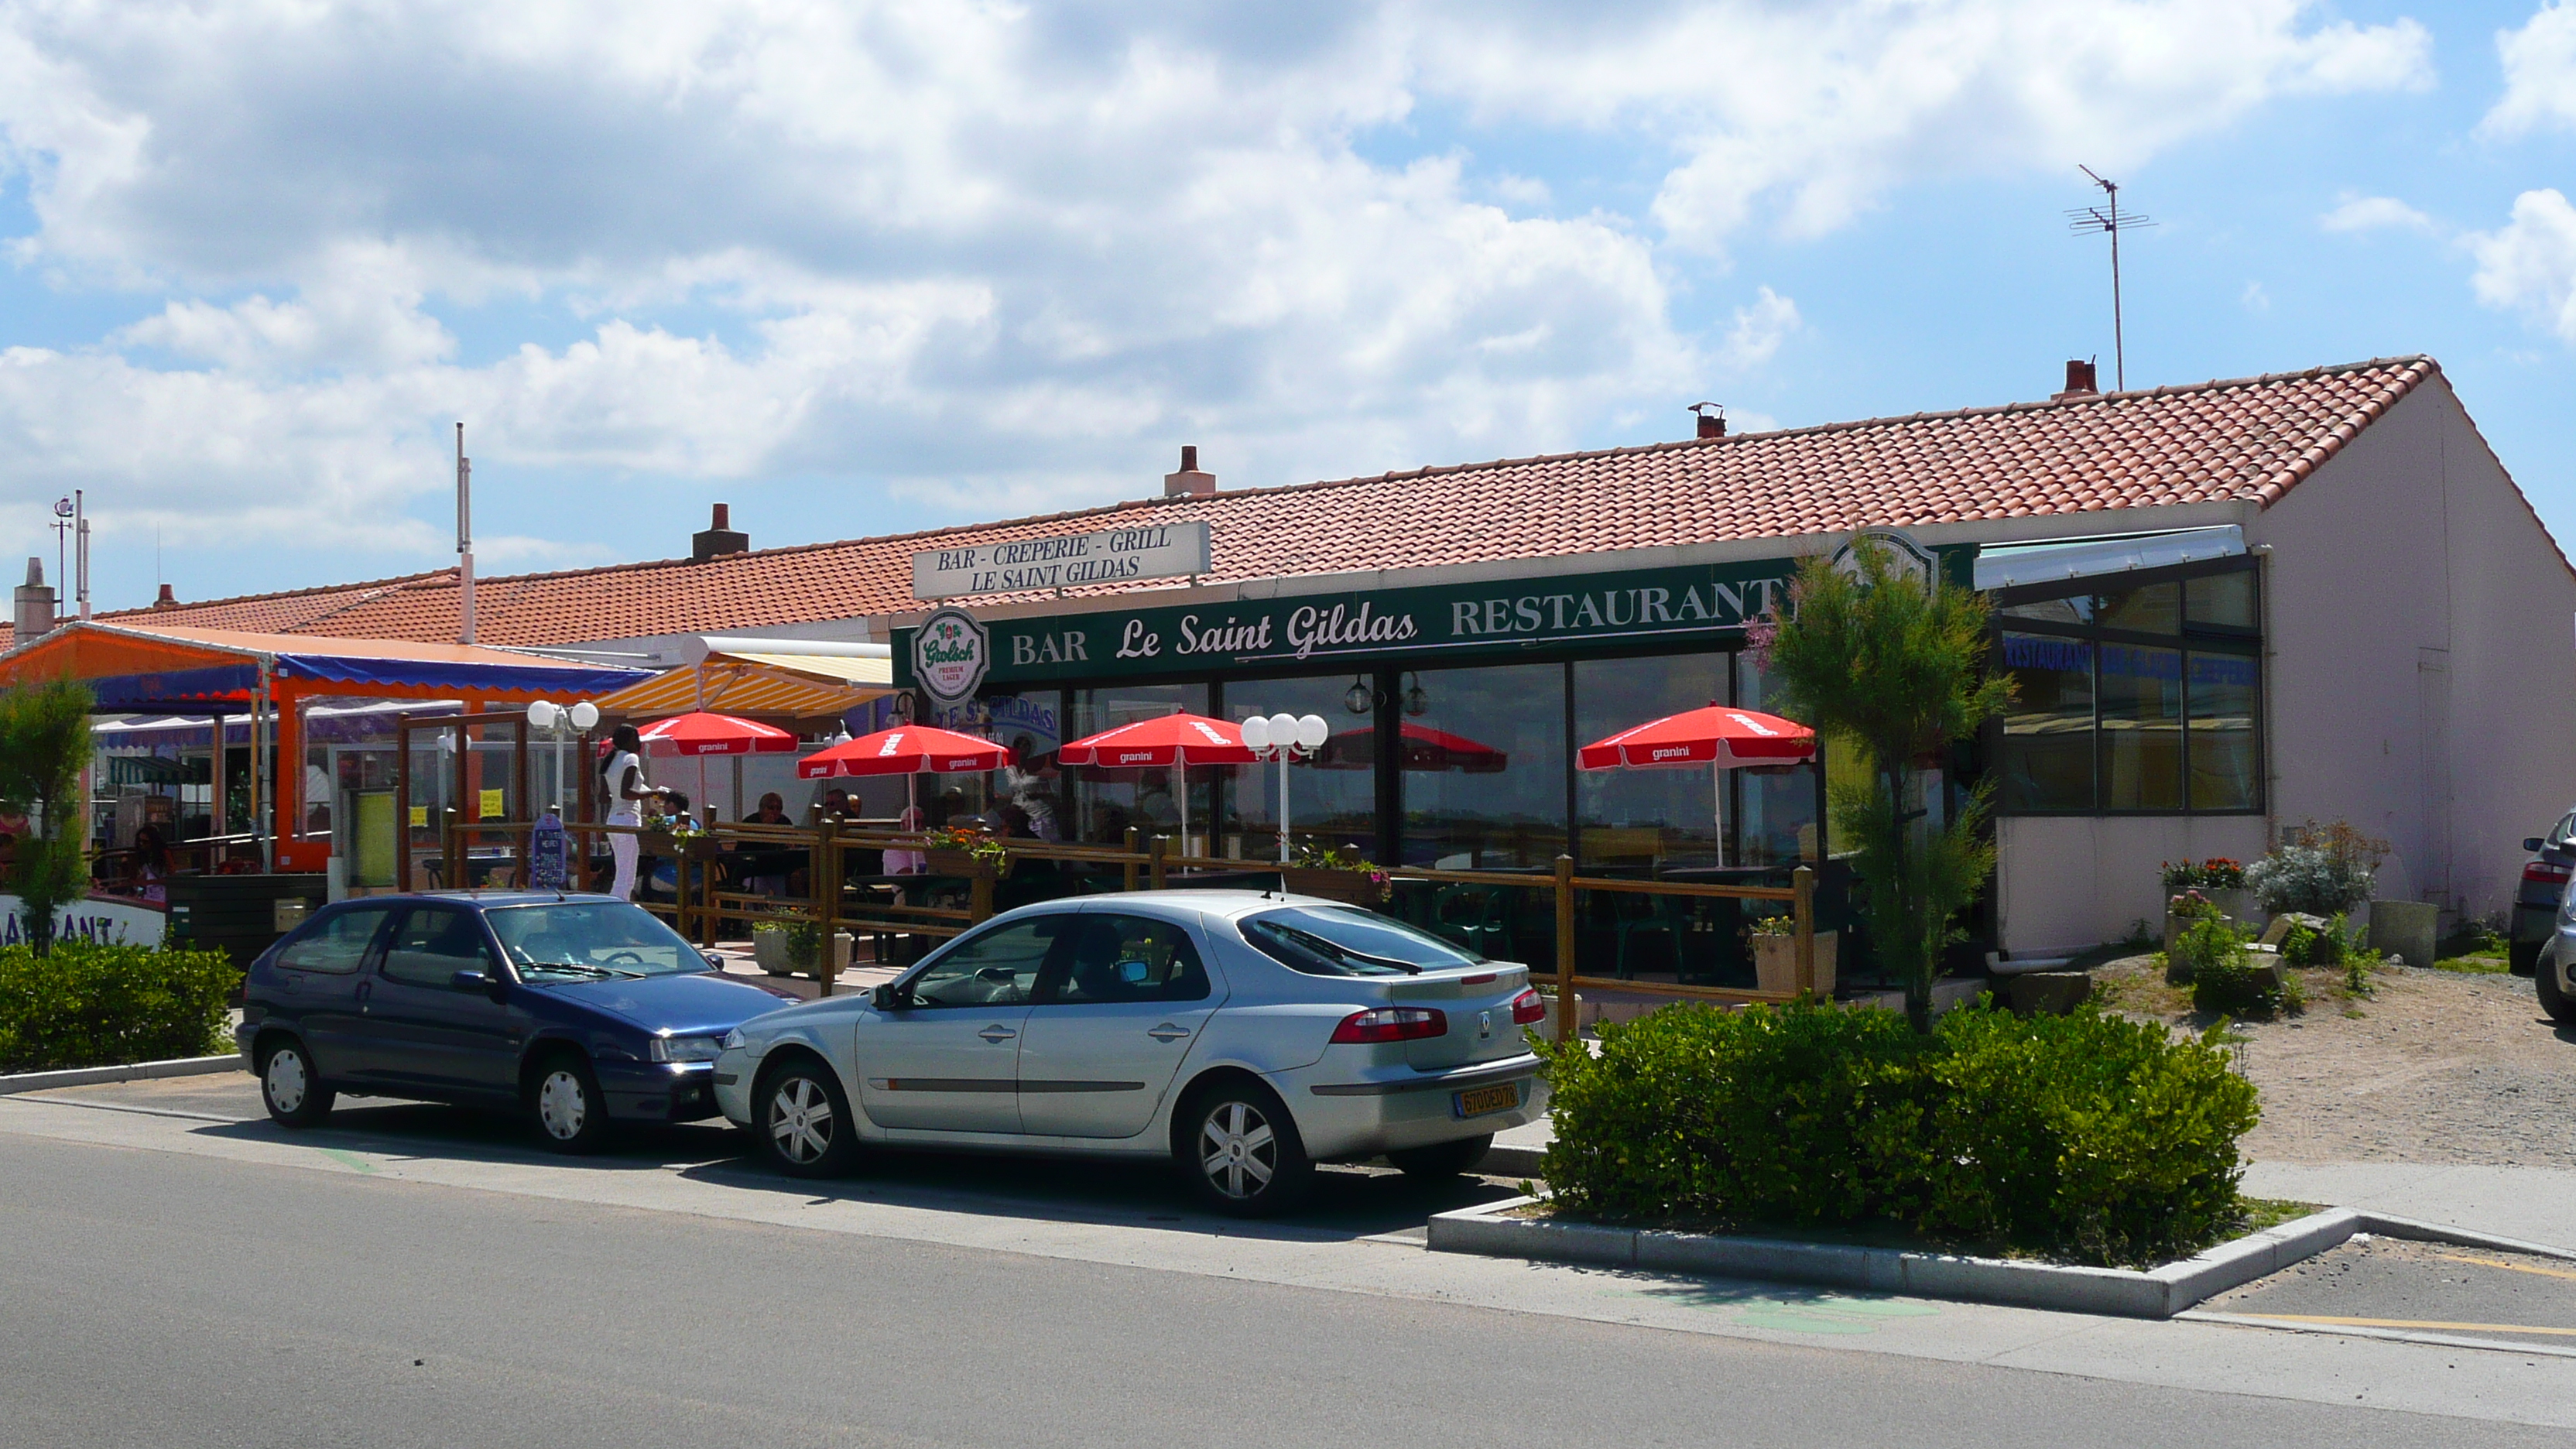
1453, 1082, 1519, 1118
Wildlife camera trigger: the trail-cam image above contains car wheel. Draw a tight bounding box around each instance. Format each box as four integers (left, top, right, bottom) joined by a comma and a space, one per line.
530, 1053, 611, 1155
757, 1058, 859, 1178
2540, 953, 2576, 1024
259, 1039, 334, 1128
1386, 1134, 1494, 1180
1179, 1081, 1312, 1217
2509, 938, 2540, 978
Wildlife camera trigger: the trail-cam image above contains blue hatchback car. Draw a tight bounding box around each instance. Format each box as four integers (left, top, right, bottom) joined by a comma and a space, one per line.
236, 892, 796, 1153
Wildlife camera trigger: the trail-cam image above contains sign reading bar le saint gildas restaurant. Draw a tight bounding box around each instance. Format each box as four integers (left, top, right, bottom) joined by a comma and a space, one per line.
912, 520, 1213, 601
895, 543, 1971, 694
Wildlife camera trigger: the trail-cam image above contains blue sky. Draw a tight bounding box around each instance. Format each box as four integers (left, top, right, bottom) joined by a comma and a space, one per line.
1, 0, 2570, 613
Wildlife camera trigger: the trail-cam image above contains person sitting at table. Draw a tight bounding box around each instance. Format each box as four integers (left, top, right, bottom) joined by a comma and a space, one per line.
743, 792, 790, 827
886, 800, 928, 875
129, 824, 175, 904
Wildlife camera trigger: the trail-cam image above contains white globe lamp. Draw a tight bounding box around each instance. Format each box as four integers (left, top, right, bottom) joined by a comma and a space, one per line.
1293, 714, 1330, 751
1266, 712, 1299, 746
1239, 715, 1271, 750
567, 701, 601, 731
526, 699, 560, 731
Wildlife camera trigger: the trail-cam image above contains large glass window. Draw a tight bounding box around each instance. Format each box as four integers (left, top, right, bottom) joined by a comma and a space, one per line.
1732, 653, 1824, 867
1575, 654, 1727, 871
1992, 562, 2261, 814
1399, 662, 1567, 869
1225, 675, 1379, 862
1066, 683, 1208, 848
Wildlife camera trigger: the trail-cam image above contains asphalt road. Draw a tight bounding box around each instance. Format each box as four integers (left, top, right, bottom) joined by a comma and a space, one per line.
5, 1132, 2570, 1449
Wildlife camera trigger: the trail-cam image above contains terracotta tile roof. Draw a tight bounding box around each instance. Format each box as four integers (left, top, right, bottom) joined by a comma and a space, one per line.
12, 355, 2449, 651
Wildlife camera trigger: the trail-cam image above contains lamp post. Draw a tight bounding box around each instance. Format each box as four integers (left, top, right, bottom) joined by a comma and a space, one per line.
524, 699, 600, 814
1238, 711, 1328, 864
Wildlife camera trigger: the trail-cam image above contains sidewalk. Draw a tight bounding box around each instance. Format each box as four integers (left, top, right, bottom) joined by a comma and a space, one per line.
1483, 1112, 2576, 1252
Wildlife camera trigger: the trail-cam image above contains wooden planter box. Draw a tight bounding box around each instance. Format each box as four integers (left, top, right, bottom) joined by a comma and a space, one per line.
1752, 931, 1839, 998
752, 928, 854, 979
1279, 868, 1382, 906
924, 849, 1006, 879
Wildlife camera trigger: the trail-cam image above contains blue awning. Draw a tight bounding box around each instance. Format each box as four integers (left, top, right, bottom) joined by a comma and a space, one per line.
272, 653, 645, 695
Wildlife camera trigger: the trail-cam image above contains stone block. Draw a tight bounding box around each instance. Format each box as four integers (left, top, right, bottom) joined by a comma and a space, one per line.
2369, 899, 2438, 969
2004, 971, 2093, 1016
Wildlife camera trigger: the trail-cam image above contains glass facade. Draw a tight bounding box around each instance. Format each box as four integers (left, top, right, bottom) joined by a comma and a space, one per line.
1992, 560, 2263, 814
1223, 673, 1380, 862
1064, 683, 1208, 847
1400, 662, 1568, 868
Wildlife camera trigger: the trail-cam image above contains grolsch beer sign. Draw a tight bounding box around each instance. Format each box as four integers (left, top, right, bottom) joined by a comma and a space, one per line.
912, 607, 991, 704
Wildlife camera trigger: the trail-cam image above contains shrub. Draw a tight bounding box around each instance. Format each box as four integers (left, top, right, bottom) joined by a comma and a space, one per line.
2191, 951, 2288, 1019
1535, 998, 2259, 1267
2245, 820, 2385, 916
0, 940, 238, 1071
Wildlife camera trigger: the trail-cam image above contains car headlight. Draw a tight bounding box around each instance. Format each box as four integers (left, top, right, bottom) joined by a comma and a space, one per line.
721, 1027, 745, 1051
649, 1035, 724, 1064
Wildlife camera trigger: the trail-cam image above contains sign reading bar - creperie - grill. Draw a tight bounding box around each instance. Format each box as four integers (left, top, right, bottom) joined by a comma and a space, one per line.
892, 546, 1969, 690
913, 521, 1212, 601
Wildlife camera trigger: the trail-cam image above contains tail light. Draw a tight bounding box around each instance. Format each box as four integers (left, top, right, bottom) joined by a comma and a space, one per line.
2525, 860, 2571, 886
1329, 1007, 1447, 1044
1509, 988, 1547, 1026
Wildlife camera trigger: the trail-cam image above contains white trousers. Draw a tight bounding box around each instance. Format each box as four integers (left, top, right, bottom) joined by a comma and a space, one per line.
608, 810, 642, 899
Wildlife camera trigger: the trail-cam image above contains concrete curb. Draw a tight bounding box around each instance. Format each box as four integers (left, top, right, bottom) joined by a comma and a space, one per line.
1427, 1197, 2370, 1319
2355, 1211, 2576, 1263
0, 1054, 245, 1096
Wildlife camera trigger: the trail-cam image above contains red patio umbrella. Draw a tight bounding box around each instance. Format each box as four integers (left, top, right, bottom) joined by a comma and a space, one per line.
1057, 711, 1253, 852
1315, 721, 1508, 772
1578, 705, 1816, 867
797, 725, 1014, 779
636, 711, 799, 758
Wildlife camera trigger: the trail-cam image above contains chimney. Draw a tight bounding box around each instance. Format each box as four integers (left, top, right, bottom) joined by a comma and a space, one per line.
1689, 402, 1726, 439
1163, 445, 1216, 498
13, 558, 55, 642
152, 583, 180, 610
2053, 358, 2099, 400
692, 502, 749, 563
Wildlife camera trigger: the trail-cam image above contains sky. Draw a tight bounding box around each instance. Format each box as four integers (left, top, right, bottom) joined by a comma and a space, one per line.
1, 0, 2571, 615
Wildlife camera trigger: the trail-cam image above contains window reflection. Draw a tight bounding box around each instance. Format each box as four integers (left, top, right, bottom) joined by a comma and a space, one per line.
1225, 676, 1378, 862
2098, 643, 2184, 810
1400, 663, 1565, 869
1066, 684, 1208, 848
1575, 654, 1725, 872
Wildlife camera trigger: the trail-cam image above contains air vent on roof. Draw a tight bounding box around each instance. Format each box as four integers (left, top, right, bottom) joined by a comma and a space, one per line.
152, 583, 179, 610
1164, 446, 1216, 498
1689, 402, 1726, 439
2054, 359, 2099, 400
693, 503, 749, 563
13, 559, 54, 642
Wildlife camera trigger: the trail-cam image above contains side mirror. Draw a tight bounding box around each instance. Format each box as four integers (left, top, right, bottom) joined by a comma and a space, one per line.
450, 968, 491, 992
872, 984, 908, 1011
702, 951, 726, 972
2526, 838, 2546, 853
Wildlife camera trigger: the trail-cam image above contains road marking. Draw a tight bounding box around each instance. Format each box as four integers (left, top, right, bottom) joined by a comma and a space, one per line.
316, 1147, 379, 1174
2229, 1313, 2576, 1338
2431, 1252, 2576, 1284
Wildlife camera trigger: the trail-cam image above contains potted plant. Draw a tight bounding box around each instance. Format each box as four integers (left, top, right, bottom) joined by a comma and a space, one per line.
2160, 858, 2255, 927
2245, 821, 2382, 937
1279, 844, 1389, 906
920, 826, 1012, 879
751, 920, 854, 980
1745, 909, 1838, 998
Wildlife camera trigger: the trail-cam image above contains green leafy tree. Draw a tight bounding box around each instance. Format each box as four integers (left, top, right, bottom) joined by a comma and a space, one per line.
1759, 540, 2011, 1031
0, 678, 97, 954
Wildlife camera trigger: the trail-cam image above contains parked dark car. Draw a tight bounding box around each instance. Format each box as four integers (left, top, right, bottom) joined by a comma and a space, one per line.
2509, 810, 2576, 976
235, 892, 796, 1153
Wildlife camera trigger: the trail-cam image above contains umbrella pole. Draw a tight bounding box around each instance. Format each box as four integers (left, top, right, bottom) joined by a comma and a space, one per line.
1176, 762, 1188, 860
1712, 762, 1727, 869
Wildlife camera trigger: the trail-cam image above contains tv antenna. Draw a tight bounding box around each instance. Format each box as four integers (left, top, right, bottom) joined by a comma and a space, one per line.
2066, 166, 2155, 392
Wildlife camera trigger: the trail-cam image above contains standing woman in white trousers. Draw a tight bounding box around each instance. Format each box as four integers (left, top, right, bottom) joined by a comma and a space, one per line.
600, 723, 668, 899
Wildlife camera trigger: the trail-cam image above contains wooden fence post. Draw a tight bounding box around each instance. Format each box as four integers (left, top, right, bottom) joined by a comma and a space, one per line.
1149, 834, 1168, 890
969, 866, 995, 927
1553, 854, 1577, 1044
443, 814, 461, 892
1123, 827, 1141, 892
1793, 864, 1817, 999
817, 828, 841, 999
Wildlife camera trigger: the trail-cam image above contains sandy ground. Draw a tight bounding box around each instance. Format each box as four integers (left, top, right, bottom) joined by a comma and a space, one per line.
2093, 958, 2575, 1170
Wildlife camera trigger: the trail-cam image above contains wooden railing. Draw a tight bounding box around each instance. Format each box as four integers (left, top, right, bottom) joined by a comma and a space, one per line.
441, 817, 1821, 1033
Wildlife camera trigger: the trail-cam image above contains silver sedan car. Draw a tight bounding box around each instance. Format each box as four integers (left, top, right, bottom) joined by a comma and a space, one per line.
711, 891, 1547, 1214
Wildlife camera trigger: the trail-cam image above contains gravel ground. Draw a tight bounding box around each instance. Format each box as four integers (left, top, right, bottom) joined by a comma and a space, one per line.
2094, 959, 2576, 1170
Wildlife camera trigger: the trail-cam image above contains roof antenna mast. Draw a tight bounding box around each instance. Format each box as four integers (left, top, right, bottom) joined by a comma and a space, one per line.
456, 422, 475, 646
2067, 167, 2155, 392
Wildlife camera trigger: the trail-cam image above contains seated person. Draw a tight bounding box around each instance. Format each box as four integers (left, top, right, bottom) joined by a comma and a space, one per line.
743, 792, 791, 826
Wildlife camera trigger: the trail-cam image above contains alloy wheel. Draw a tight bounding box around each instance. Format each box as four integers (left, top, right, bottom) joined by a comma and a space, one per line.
769, 1077, 834, 1164
537, 1069, 590, 1141
1198, 1100, 1277, 1200
265, 1049, 308, 1115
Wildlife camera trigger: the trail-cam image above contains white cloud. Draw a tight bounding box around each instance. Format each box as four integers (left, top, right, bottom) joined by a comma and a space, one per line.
1719, 286, 1801, 372
2240, 280, 2271, 313
2321, 194, 2438, 235
2469, 189, 2576, 343
0, 0, 2446, 577
2482, 1, 2576, 138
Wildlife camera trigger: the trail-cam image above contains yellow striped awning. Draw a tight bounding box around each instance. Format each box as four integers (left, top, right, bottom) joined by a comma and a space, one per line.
592, 652, 895, 721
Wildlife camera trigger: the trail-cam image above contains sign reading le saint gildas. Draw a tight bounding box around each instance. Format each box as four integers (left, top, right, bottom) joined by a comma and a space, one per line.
913, 521, 1212, 601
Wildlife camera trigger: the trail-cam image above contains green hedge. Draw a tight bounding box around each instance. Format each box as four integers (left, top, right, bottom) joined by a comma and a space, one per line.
1536, 999, 2260, 1267
0, 941, 240, 1073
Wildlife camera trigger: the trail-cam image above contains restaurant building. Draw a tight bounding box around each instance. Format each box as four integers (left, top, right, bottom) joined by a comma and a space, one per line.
39, 355, 2573, 958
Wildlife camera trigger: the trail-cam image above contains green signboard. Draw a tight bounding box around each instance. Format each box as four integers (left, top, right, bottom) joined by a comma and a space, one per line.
894, 542, 1970, 691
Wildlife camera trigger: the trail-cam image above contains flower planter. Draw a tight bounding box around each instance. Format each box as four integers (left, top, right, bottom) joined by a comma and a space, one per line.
2204, 887, 2259, 929
752, 928, 854, 979
1279, 868, 1382, 906
1752, 931, 1838, 998
923, 849, 1007, 879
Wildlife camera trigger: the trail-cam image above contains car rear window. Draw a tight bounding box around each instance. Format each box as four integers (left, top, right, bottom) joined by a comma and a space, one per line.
1239, 906, 1484, 977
